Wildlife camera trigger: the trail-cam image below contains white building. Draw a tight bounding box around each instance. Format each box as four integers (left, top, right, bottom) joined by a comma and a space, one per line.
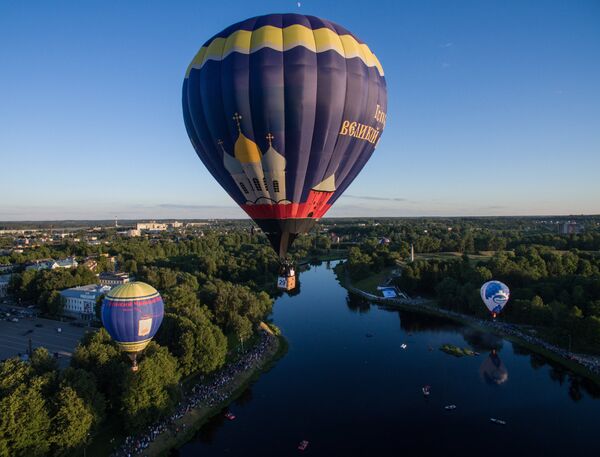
136, 222, 168, 231
60, 284, 111, 320
26, 257, 78, 271
99, 272, 130, 287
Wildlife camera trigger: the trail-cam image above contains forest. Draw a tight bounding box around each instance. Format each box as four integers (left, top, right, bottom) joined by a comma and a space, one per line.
1, 231, 280, 456
2, 216, 600, 455
342, 217, 600, 353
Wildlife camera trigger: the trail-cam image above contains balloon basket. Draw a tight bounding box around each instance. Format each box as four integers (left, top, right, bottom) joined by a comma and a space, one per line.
128, 353, 139, 372
277, 264, 296, 291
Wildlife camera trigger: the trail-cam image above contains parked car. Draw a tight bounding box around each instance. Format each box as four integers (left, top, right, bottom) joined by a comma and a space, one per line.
56, 328, 62, 333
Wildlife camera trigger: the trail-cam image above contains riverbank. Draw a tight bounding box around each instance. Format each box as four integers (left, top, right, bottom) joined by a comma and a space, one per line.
109, 331, 287, 457
335, 263, 600, 384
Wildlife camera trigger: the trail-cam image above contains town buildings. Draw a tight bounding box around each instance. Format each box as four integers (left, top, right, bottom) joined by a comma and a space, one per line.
99, 272, 130, 287
25, 257, 78, 271
60, 284, 112, 320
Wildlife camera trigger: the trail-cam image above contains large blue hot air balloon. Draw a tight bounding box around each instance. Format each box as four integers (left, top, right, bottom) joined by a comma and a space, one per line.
101, 282, 164, 371
182, 13, 387, 260
480, 280, 510, 318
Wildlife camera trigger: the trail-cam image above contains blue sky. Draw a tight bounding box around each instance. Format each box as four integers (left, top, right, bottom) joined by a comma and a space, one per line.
1, 0, 599, 220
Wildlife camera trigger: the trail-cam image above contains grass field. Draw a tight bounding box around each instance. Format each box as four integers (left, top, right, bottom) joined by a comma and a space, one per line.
414, 251, 494, 265
350, 266, 396, 295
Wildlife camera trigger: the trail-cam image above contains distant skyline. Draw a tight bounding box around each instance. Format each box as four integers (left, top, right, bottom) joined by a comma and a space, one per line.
1, 0, 599, 221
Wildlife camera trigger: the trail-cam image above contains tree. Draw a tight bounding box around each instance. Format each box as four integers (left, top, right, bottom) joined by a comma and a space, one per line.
0, 377, 50, 457
50, 386, 93, 453
46, 290, 64, 316
70, 329, 129, 409
156, 306, 227, 376
232, 314, 253, 346
120, 343, 180, 432
60, 368, 106, 427
201, 280, 272, 332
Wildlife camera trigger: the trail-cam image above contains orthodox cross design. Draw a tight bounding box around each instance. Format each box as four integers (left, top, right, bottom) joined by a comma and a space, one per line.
266, 133, 274, 147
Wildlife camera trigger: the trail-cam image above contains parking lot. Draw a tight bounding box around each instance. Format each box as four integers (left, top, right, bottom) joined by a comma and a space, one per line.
0, 310, 94, 367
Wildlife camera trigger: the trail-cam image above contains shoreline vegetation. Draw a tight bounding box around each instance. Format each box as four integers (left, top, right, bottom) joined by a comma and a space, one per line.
110, 330, 287, 457
335, 263, 600, 384
439, 344, 477, 357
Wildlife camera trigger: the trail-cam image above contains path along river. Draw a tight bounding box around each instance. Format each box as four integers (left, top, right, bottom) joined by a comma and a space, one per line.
176, 261, 600, 457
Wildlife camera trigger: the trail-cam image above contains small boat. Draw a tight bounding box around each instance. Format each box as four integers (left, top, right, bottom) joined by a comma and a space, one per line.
224, 412, 236, 421
400, 343, 407, 349
298, 440, 309, 451
490, 417, 506, 425
444, 404, 457, 410
422, 385, 431, 396
474, 352, 480, 356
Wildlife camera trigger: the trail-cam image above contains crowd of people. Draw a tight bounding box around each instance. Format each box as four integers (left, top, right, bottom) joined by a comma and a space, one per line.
110, 331, 276, 457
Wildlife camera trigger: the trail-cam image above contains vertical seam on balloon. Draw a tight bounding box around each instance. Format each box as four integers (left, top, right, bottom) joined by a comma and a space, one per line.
240, 17, 267, 205
189, 68, 239, 205
334, 64, 377, 199
249, 19, 275, 205
321, 24, 350, 205
216, 32, 249, 205
311, 18, 347, 209
280, 18, 293, 219
290, 16, 318, 217
301, 21, 321, 216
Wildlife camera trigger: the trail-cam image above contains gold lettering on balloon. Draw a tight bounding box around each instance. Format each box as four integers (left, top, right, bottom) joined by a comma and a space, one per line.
338, 105, 386, 145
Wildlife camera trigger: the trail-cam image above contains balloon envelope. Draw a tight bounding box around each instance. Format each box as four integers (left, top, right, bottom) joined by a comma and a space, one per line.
480, 280, 510, 315
101, 282, 164, 354
182, 14, 387, 257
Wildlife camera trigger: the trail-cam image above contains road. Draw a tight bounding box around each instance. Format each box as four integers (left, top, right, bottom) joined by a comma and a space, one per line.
0, 313, 93, 367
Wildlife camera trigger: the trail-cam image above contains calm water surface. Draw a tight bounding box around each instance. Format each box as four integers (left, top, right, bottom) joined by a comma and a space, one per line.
177, 261, 600, 457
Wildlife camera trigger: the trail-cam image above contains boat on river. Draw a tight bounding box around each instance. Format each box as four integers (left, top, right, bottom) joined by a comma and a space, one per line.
490, 417, 506, 425
401, 343, 407, 349
224, 412, 236, 421
444, 404, 457, 410
422, 385, 431, 396
298, 440, 309, 451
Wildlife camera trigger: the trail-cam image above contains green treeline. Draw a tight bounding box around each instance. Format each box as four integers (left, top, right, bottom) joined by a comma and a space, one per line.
398, 247, 600, 352
341, 218, 600, 353
1, 231, 279, 457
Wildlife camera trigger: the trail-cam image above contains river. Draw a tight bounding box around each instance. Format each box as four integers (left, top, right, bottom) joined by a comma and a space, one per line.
176, 261, 600, 456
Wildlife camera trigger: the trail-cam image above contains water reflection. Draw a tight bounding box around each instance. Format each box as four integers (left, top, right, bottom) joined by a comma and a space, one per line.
462, 328, 504, 352
512, 346, 600, 400
395, 308, 458, 333
480, 350, 509, 385
345, 293, 371, 314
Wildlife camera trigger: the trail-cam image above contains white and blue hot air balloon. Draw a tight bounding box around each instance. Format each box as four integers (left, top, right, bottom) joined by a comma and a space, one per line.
480, 280, 510, 318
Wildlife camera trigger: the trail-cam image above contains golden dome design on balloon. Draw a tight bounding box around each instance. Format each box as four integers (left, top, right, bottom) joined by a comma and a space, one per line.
233, 112, 262, 163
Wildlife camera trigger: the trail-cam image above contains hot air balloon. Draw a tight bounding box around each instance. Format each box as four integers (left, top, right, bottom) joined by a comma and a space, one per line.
480, 280, 510, 318
182, 13, 387, 289
101, 282, 164, 371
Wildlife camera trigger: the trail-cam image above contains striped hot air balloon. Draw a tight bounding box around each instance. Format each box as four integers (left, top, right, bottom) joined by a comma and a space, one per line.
182, 14, 387, 263
101, 282, 164, 371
